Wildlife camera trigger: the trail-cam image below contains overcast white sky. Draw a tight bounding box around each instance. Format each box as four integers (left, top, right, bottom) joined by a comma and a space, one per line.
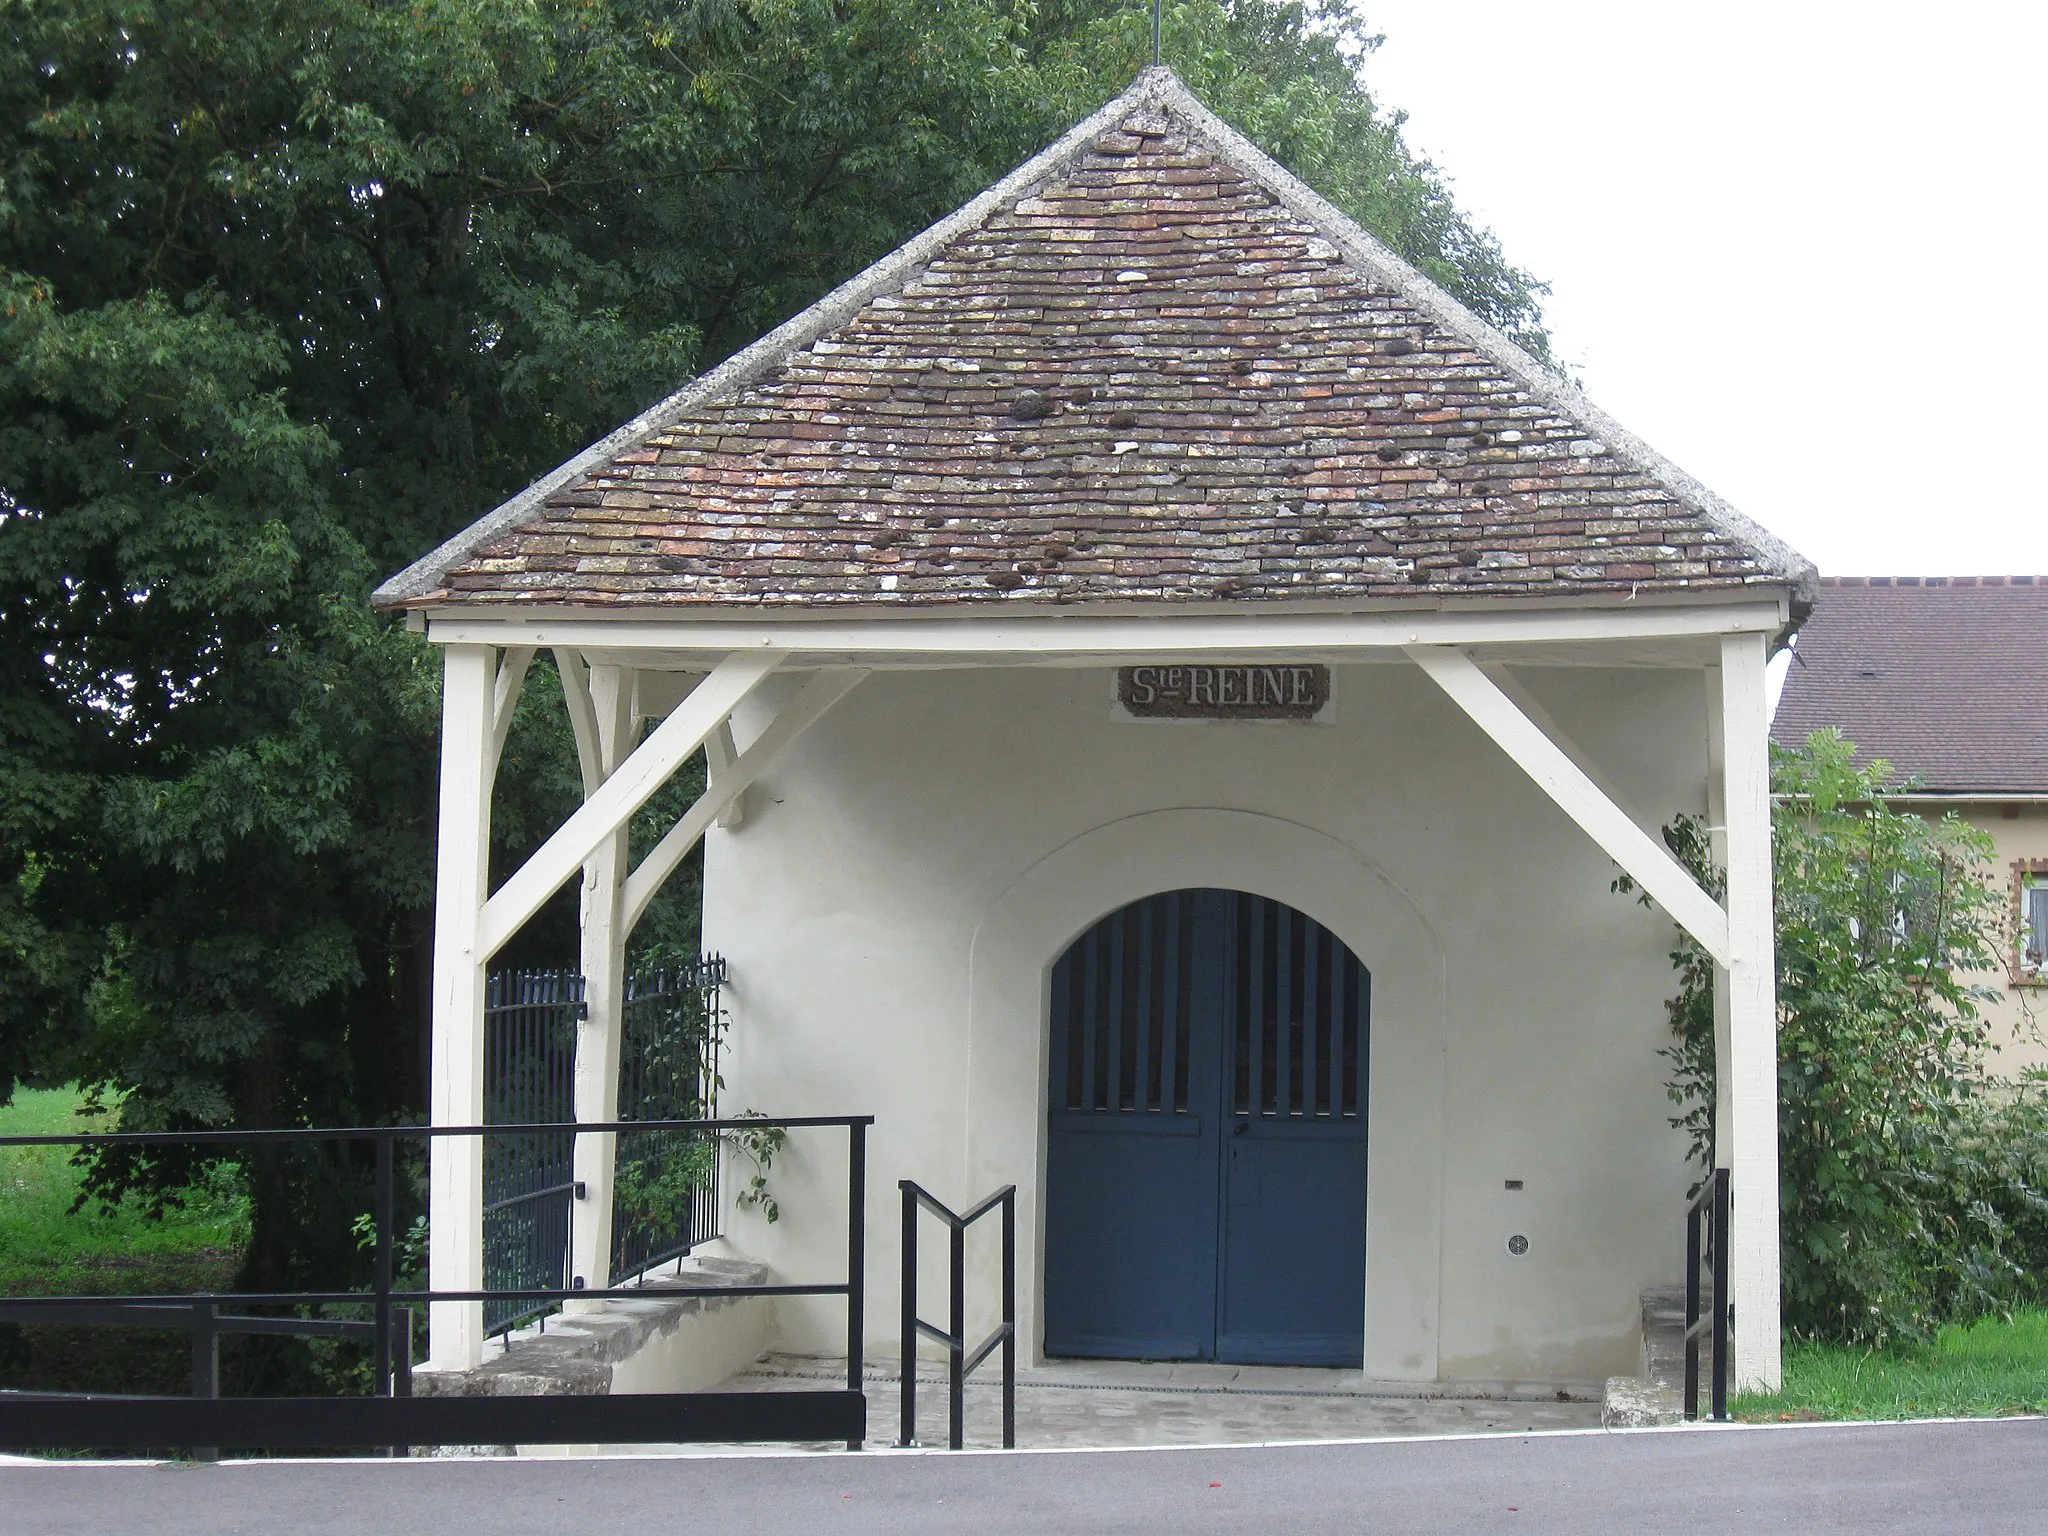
1353, 2, 2045, 577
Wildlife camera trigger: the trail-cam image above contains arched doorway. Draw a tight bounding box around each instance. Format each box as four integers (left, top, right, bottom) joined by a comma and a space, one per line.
1043, 888, 1369, 1366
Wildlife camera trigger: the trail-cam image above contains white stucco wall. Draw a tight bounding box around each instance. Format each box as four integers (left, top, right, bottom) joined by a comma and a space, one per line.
702, 657, 1711, 1387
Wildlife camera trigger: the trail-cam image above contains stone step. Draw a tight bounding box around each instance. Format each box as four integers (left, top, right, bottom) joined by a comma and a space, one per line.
1600, 1284, 1686, 1428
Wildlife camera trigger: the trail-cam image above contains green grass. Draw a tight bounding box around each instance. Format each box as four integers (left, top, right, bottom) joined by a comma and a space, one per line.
1735, 1312, 2048, 1422
0, 1086, 249, 1396
0, 1086, 248, 1295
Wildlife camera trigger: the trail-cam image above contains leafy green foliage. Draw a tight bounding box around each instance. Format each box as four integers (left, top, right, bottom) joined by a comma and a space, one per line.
1651, 731, 2047, 1342
726, 1112, 787, 1225
350, 1208, 430, 1286
612, 1133, 717, 1230
1, 0, 1547, 1293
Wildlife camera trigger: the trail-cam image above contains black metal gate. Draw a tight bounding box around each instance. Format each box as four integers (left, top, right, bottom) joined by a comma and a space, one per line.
613, 957, 727, 1280
483, 969, 581, 1336
481, 959, 727, 1337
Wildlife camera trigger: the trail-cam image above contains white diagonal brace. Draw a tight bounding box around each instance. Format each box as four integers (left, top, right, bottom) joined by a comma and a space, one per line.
477, 651, 787, 960
1407, 645, 1731, 968
554, 647, 605, 793
623, 668, 867, 934
487, 647, 536, 776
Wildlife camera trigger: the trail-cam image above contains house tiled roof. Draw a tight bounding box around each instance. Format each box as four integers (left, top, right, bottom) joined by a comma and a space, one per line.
374, 70, 1811, 613
1772, 577, 2048, 794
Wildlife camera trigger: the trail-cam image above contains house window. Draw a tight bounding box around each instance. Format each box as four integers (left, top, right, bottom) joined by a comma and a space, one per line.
2024, 875, 2048, 976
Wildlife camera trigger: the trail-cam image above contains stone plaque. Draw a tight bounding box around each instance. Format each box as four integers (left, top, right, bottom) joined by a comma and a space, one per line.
1117, 664, 1330, 720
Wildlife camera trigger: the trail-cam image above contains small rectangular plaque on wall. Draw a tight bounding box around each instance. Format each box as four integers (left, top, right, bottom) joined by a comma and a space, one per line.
1116, 664, 1330, 721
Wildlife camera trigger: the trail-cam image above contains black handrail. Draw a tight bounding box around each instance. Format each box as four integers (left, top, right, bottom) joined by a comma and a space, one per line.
1683, 1166, 1731, 1422
898, 1180, 1015, 1450
0, 1300, 416, 1459
0, 1114, 872, 1452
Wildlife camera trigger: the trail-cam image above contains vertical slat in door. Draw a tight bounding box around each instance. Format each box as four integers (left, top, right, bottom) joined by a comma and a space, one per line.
1177, 895, 1196, 1112
1062, 953, 1084, 1110
1273, 902, 1293, 1118
1134, 898, 1156, 1113
1161, 895, 1178, 1111
1079, 925, 1099, 1111
1300, 922, 1320, 1119
1326, 922, 1345, 1117
1104, 911, 1125, 1111
1242, 895, 1263, 1117
1344, 962, 1364, 1117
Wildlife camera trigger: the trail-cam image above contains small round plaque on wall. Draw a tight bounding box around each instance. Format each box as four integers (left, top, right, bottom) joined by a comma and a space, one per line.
1506, 1233, 1530, 1257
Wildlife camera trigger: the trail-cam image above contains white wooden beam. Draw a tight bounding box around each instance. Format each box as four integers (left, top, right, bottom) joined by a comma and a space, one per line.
428, 645, 494, 1370
486, 647, 535, 775
555, 647, 604, 794
476, 651, 786, 961
705, 719, 747, 829
1406, 645, 1731, 968
1719, 631, 1783, 1392
428, 600, 1790, 659
623, 668, 867, 935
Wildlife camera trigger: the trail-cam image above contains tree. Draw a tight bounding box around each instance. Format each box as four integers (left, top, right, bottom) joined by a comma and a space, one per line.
0, 0, 1550, 1288
1651, 731, 2046, 1342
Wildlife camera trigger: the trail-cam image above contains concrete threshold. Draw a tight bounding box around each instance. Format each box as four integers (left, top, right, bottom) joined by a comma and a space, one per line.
707, 1353, 1603, 1452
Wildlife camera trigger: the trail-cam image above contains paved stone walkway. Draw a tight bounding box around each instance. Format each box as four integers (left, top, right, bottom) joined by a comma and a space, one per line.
718, 1354, 1602, 1450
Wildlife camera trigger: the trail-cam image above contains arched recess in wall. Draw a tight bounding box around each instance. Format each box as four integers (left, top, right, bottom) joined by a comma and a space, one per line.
964, 806, 1448, 1381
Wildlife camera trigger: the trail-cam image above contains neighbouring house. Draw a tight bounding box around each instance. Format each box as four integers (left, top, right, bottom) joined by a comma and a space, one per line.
1772, 575, 2048, 1075
374, 68, 1814, 1396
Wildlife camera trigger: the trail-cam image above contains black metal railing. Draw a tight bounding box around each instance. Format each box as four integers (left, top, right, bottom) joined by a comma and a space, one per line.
0, 1301, 416, 1460
898, 1180, 1015, 1451
0, 1115, 870, 1453
1683, 1166, 1731, 1422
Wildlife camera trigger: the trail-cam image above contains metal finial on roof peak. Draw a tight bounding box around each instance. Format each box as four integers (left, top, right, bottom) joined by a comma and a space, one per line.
1153, 0, 1162, 66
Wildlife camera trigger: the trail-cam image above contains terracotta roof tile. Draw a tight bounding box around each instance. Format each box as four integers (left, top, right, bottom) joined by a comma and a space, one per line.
375, 71, 1810, 613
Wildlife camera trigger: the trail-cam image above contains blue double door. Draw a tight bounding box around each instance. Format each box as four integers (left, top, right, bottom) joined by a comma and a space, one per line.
1044, 889, 1369, 1366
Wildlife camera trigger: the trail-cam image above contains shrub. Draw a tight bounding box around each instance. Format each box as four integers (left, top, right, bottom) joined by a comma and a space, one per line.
1646, 730, 2048, 1342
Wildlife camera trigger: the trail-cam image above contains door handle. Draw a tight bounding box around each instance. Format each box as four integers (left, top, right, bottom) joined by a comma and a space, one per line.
1232, 1122, 1249, 1136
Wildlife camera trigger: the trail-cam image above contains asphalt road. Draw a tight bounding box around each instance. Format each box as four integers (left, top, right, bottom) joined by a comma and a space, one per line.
2, 1419, 2042, 1535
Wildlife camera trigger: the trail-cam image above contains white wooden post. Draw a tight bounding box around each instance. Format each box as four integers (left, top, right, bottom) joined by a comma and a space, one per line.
428, 645, 496, 1369
1719, 631, 1783, 1390
567, 663, 634, 1305
1703, 664, 1735, 1170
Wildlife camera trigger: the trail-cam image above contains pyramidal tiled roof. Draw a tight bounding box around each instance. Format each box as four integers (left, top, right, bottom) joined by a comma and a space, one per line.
374, 69, 1812, 613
